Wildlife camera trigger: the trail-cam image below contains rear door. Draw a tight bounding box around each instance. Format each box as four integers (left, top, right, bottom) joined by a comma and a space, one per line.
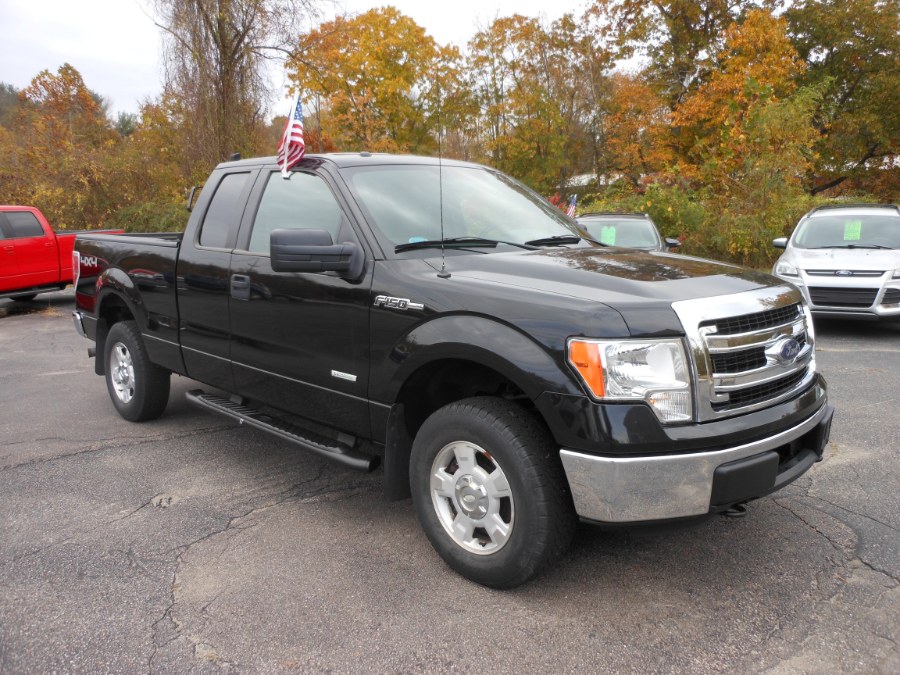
227, 167, 374, 436
177, 169, 257, 391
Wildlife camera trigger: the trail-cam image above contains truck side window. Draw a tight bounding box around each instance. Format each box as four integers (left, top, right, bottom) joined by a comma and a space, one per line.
5, 211, 45, 238
248, 172, 343, 254
199, 172, 250, 249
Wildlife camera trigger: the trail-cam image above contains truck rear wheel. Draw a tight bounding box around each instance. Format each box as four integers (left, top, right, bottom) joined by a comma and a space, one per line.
410, 397, 575, 588
105, 320, 170, 422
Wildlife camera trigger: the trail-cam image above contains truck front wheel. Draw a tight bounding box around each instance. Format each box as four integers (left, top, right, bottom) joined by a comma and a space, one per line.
105, 321, 170, 422
410, 397, 576, 588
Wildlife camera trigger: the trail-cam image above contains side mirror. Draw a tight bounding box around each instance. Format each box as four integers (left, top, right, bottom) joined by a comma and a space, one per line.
665, 238, 681, 250
270, 228, 364, 280
772, 237, 788, 249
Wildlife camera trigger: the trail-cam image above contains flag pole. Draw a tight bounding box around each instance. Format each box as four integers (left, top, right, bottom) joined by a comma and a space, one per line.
279, 91, 299, 178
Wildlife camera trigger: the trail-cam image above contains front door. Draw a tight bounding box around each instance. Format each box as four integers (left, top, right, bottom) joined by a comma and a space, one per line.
5, 211, 56, 288
0, 215, 20, 292
228, 168, 373, 437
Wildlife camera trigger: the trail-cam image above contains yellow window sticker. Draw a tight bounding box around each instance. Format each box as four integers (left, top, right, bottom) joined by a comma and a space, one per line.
843, 220, 862, 241
600, 225, 616, 246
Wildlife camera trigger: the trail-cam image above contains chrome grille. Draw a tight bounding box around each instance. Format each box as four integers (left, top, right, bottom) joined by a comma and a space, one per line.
710, 370, 807, 411
672, 287, 816, 422
711, 333, 807, 374
701, 303, 801, 335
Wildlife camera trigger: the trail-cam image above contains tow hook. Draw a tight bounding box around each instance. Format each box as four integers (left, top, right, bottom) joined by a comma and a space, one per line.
722, 503, 748, 518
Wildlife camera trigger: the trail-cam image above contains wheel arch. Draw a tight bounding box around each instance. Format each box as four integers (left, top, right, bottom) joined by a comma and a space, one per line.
92, 272, 142, 375
381, 317, 582, 501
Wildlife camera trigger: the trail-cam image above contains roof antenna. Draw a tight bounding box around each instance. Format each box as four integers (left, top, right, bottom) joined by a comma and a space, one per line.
436, 83, 450, 279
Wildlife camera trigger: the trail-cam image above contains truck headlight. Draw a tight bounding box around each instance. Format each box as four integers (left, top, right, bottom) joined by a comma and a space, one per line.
893, 268, 900, 279
567, 338, 693, 423
774, 260, 799, 277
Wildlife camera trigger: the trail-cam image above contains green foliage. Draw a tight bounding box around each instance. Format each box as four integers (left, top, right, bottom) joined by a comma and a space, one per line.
111, 201, 189, 233
0, 82, 19, 125
582, 180, 707, 243
785, 0, 899, 195
115, 112, 138, 137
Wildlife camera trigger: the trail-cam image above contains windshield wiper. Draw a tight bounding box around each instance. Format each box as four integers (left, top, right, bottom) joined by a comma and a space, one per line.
394, 236, 537, 253
523, 234, 584, 247
809, 244, 894, 250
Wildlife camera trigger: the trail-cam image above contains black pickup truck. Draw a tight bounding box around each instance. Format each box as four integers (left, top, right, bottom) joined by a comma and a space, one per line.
73, 153, 833, 588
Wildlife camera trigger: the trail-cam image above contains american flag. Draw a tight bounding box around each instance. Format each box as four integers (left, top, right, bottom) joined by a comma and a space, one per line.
566, 194, 577, 217
277, 92, 306, 177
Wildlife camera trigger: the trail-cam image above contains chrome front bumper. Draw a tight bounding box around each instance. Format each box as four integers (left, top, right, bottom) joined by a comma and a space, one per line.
559, 404, 831, 523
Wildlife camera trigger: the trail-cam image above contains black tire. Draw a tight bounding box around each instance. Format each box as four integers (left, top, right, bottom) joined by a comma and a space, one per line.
105, 320, 170, 422
410, 396, 576, 588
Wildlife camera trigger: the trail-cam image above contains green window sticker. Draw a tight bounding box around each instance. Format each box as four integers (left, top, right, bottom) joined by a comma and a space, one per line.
844, 220, 862, 241
600, 225, 616, 246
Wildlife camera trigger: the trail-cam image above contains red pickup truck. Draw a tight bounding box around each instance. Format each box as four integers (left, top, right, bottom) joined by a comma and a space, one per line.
0, 206, 121, 301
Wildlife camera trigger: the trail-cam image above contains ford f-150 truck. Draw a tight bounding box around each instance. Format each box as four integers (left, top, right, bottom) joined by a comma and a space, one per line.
73, 154, 833, 588
0, 205, 122, 300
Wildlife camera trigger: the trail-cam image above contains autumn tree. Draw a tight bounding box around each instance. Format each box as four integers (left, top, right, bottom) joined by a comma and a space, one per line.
289, 7, 462, 154
153, 0, 320, 174
0, 64, 122, 229
598, 73, 673, 188
671, 10, 819, 264
785, 0, 899, 197
467, 14, 612, 194
0, 66, 194, 233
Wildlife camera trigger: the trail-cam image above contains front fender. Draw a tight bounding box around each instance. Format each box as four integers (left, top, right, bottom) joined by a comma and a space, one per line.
373, 314, 585, 405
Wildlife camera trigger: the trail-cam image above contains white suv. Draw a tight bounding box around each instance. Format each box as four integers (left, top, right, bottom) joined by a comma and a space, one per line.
772, 204, 900, 321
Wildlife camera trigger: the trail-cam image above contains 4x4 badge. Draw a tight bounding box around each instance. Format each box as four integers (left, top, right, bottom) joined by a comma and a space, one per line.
373, 295, 425, 311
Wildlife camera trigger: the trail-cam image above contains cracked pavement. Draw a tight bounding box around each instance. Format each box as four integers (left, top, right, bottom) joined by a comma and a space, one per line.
1, 290, 898, 673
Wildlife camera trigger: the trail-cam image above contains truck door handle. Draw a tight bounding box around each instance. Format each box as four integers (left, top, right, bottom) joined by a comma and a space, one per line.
230, 274, 251, 301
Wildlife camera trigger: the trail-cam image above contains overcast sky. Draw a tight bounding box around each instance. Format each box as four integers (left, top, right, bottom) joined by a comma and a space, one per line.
1, 0, 589, 118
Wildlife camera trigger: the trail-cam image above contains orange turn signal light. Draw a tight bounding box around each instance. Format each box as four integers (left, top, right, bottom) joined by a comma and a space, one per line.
568, 340, 605, 398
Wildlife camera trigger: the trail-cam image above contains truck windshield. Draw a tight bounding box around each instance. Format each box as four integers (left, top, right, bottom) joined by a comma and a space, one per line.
793, 213, 900, 249
342, 164, 580, 250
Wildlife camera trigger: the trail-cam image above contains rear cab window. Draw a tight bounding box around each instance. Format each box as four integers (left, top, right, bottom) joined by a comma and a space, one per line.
198, 172, 252, 249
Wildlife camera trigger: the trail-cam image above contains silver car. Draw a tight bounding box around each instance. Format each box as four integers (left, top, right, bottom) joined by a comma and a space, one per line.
576, 212, 681, 252
772, 204, 900, 321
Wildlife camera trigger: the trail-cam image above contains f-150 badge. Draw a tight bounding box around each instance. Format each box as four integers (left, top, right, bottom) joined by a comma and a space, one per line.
373, 295, 425, 311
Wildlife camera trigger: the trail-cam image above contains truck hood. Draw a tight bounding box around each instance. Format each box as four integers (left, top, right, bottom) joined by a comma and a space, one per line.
428, 246, 784, 336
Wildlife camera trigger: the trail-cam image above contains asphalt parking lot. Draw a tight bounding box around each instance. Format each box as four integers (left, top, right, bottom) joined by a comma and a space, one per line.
1, 289, 898, 673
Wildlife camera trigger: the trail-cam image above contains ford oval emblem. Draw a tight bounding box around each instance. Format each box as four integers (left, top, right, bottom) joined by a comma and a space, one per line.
835, 270, 853, 276
778, 338, 801, 362
766, 337, 802, 364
